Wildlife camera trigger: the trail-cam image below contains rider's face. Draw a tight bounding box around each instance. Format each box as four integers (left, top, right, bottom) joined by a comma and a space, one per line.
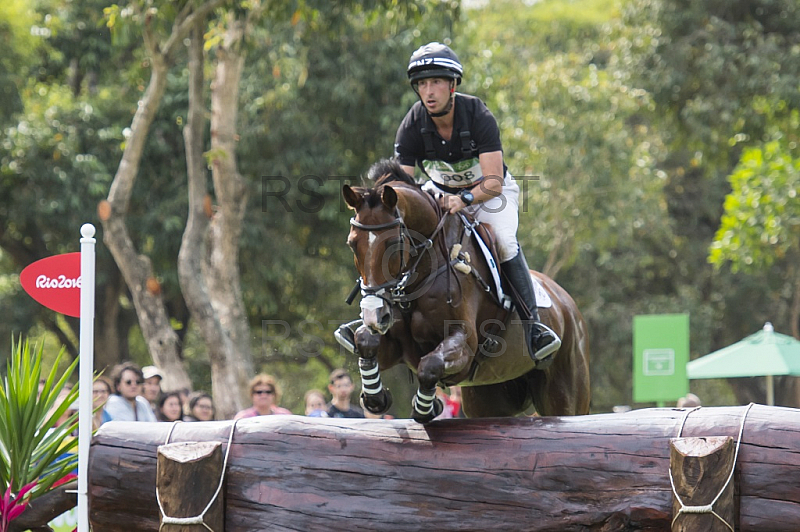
415, 77, 453, 115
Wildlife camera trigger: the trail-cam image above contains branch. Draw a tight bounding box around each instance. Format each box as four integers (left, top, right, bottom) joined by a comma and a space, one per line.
8, 480, 78, 532
161, 0, 230, 58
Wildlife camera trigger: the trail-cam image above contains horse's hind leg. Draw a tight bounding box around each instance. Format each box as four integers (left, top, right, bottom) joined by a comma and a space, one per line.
355, 326, 393, 414
460, 377, 532, 418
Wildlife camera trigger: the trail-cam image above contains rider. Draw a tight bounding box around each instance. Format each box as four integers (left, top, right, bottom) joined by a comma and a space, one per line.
336, 42, 560, 363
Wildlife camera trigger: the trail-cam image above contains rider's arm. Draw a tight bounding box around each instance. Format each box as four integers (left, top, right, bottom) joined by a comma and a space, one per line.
443, 150, 504, 214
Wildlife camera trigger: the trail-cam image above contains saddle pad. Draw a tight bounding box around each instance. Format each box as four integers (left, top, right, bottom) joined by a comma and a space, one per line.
531, 276, 553, 309
470, 229, 553, 309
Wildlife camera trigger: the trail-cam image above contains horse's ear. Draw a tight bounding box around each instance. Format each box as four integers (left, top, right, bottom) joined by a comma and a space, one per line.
342, 184, 363, 211
381, 185, 398, 210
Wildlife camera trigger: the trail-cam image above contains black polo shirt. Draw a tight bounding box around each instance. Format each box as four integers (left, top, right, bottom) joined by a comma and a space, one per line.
394, 93, 507, 191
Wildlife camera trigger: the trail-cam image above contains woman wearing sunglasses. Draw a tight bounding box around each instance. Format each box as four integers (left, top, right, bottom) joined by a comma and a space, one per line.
233, 373, 292, 420
104, 362, 158, 422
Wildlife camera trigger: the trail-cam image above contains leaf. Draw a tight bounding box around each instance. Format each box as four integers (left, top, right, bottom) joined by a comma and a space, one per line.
0, 337, 80, 504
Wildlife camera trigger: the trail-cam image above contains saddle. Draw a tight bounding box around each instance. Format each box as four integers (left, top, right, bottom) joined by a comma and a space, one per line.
449, 212, 514, 360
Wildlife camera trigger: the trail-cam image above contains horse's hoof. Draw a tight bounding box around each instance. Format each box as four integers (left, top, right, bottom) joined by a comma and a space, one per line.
412, 396, 444, 424
360, 389, 393, 415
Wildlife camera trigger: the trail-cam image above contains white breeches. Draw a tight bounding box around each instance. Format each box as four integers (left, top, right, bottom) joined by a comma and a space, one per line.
424, 171, 521, 263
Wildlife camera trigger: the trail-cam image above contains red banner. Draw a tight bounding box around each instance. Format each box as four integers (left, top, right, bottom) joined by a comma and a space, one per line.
20, 252, 81, 317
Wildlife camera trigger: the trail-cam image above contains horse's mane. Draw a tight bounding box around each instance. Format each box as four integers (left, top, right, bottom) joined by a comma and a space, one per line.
367, 159, 419, 188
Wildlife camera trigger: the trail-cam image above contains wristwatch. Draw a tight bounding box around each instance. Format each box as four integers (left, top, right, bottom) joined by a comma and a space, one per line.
458, 189, 475, 206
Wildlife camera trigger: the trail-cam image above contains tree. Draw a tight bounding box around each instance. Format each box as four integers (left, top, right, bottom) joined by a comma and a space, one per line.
709, 126, 800, 338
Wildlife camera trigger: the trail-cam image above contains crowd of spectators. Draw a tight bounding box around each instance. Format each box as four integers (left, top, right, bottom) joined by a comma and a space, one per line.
78, 363, 464, 429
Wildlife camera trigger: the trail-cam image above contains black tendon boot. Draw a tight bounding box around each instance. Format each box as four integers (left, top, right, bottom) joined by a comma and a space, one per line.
501, 250, 561, 363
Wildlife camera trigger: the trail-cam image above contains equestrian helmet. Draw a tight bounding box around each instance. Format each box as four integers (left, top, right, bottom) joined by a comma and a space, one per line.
407, 42, 463, 85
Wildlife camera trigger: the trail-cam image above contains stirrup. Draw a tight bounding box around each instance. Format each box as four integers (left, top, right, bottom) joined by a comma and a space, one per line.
334, 319, 362, 354
530, 322, 561, 362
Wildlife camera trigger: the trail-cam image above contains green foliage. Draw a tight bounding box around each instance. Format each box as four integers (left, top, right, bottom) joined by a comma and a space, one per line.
0, 338, 79, 501
709, 135, 800, 272
463, 0, 678, 411
0, 0, 40, 125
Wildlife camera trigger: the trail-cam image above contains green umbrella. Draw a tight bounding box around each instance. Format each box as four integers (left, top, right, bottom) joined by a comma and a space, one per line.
686, 322, 800, 405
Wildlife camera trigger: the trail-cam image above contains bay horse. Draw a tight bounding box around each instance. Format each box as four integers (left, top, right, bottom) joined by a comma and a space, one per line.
342, 159, 590, 423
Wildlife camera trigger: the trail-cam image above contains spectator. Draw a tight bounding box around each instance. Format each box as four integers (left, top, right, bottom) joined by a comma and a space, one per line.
677, 393, 702, 408
445, 386, 462, 418
47, 386, 76, 427
104, 362, 157, 422
184, 391, 215, 422
304, 389, 329, 417
156, 391, 184, 422
92, 376, 114, 430
327, 369, 364, 418
142, 365, 163, 408
434, 388, 453, 419
233, 374, 292, 420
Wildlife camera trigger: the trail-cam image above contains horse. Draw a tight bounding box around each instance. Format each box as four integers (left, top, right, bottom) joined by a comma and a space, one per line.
341, 159, 590, 423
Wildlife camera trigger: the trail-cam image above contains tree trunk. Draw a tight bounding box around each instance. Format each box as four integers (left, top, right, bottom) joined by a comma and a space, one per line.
206, 12, 254, 417
99, 1, 227, 392
89, 406, 800, 531
94, 264, 130, 371
99, 56, 192, 393
178, 16, 250, 420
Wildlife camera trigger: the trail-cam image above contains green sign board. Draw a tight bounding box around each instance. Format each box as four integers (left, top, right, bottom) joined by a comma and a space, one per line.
633, 314, 689, 403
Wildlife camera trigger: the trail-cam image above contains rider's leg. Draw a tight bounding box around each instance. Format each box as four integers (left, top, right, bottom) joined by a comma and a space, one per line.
501, 248, 561, 362
471, 172, 560, 363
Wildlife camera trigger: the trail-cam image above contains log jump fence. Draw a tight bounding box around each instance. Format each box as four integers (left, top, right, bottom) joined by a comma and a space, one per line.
87, 404, 800, 531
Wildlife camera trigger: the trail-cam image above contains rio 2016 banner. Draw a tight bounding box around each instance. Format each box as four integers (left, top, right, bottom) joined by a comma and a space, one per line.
20, 252, 82, 317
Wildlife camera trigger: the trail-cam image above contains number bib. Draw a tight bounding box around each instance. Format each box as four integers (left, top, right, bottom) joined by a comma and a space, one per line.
423, 157, 483, 188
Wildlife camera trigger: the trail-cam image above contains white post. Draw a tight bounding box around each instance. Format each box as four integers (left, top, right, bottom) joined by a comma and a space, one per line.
77, 224, 96, 532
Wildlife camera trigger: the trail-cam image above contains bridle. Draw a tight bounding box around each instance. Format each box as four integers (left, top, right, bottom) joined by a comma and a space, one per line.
348, 189, 450, 311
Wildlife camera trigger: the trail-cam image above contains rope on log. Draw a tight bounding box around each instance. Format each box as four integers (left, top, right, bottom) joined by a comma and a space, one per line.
669, 403, 754, 531
155, 420, 239, 531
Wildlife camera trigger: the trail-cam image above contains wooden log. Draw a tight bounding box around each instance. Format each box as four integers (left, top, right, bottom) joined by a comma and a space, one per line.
157, 441, 225, 531
8, 480, 77, 532
88, 405, 800, 532
670, 436, 736, 532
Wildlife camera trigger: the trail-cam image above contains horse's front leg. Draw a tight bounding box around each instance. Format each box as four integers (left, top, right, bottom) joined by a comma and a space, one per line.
355, 325, 394, 415
412, 327, 472, 423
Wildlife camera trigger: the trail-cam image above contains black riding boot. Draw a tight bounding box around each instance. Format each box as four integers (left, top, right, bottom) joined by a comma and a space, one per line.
501, 249, 561, 363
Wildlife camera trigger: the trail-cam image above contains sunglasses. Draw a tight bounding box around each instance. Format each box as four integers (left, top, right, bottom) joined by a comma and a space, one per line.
123, 379, 144, 386
253, 389, 275, 396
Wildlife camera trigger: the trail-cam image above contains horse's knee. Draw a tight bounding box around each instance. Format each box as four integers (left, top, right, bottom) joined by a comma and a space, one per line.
417, 356, 444, 389
355, 326, 381, 358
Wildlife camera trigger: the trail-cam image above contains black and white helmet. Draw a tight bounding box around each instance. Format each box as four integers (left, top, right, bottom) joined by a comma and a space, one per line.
407, 42, 463, 85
